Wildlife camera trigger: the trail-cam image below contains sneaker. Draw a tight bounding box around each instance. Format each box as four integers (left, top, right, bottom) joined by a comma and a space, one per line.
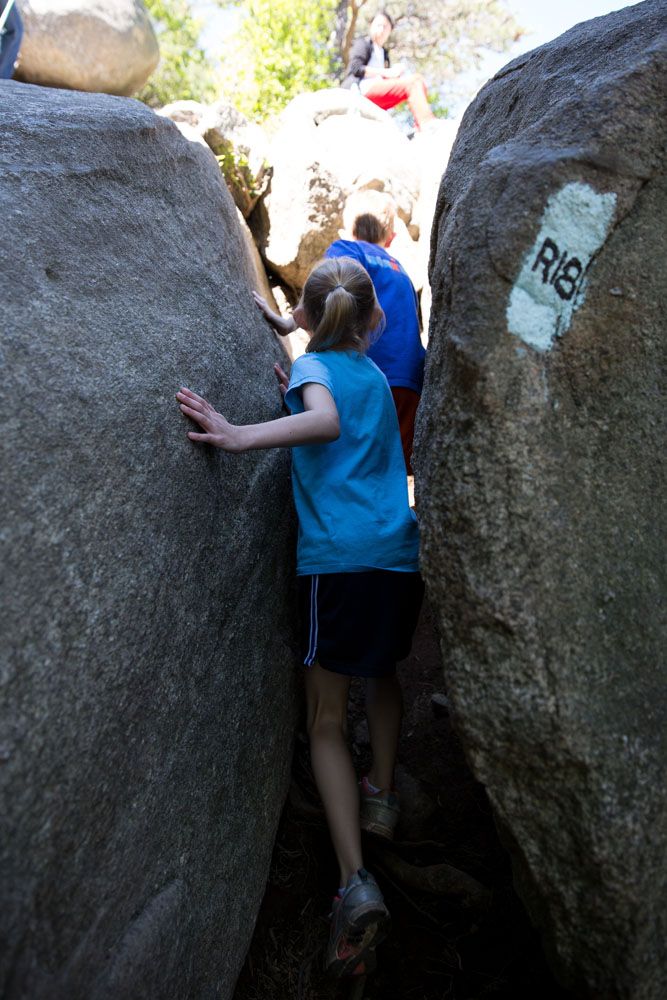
325, 869, 391, 978
359, 776, 400, 840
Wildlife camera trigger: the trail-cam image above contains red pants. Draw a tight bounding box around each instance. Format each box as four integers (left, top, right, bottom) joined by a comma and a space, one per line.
362, 75, 434, 130
390, 386, 420, 475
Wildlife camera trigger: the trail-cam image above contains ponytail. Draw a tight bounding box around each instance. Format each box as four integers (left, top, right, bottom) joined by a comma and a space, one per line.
311, 286, 361, 352
301, 257, 381, 354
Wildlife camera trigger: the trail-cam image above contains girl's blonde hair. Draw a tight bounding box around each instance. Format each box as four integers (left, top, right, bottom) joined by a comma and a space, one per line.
302, 257, 383, 354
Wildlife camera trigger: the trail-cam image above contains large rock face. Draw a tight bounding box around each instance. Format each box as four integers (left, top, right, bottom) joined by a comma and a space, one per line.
0, 82, 297, 999
156, 89, 456, 307
416, 3, 667, 998
201, 102, 271, 219
255, 88, 421, 293
15, 0, 159, 96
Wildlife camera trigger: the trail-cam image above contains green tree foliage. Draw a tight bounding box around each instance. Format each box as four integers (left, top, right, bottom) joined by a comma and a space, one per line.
223, 0, 522, 120
137, 0, 218, 108
220, 0, 338, 120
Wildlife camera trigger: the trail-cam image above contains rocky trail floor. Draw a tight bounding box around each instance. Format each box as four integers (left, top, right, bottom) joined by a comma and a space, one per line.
234, 603, 571, 1000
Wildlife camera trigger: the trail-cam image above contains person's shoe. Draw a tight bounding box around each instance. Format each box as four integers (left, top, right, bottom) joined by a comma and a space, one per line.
325, 869, 390, 978
359, 776, 400, 840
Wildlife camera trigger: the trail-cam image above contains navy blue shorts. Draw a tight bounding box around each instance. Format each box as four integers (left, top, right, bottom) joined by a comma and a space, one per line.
298, 570, 424, 678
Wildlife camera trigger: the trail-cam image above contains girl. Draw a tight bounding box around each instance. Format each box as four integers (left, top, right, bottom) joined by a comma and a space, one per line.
177, 257, 423, 977
253, 189, 426, 476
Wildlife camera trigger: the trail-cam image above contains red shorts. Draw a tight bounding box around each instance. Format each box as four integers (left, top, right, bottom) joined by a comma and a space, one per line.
390, 386, 420, 475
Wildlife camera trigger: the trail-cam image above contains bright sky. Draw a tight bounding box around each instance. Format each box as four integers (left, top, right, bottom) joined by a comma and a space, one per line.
453, 0, 640, 113
510, 0, 639, 45
193, 1, 239, 53
192, 0, 641, 112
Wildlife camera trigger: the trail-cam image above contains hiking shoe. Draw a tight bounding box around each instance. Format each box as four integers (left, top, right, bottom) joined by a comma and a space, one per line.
326, 869, 390, 978
359, 776, 400, 840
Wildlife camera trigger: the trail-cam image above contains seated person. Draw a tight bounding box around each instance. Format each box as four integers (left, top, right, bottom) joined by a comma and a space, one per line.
254, 190, 426, 474
0, 0, 22, 80
341, 10, 435, 132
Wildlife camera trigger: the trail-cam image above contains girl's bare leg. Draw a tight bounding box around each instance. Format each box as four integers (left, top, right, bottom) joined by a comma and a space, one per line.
365, 675, 403, 790
305, 662, 362, 887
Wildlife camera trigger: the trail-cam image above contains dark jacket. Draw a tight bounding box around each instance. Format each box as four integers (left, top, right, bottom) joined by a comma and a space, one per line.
0, 0, 23, 80
342, 37, 390, 89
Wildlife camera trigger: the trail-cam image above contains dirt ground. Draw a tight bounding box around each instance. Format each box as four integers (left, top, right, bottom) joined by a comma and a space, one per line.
234, 602, 571, 1000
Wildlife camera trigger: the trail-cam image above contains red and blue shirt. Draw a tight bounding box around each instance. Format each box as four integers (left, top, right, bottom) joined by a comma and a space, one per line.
325, 239, 425, 394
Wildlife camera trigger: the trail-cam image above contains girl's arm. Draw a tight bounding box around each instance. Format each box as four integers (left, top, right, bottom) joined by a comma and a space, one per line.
252, 291, 297, 336
177, 383, 339, 453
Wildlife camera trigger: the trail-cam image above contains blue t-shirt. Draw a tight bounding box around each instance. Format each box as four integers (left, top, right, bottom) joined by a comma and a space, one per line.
285, 350, 420, 576
325, 239, 425, 393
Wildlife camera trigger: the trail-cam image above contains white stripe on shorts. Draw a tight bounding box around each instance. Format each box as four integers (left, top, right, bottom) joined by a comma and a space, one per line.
305, 574, 319, 666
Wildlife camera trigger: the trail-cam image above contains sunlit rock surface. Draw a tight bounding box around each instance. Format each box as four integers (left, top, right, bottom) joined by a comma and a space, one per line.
416, 2, 667, 997
199, 101, 271, 219
0, 81, 297, 1000
15, 0, 159, 96
156, 89, 457, 314
255, 88, 421, 293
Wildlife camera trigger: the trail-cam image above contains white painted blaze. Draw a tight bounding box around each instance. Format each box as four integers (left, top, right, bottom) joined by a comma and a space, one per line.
506, 182, 617, 352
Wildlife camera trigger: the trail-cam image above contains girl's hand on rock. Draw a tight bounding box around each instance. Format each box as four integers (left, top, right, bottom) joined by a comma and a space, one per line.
274, 363, 289, 398
177, 387, 243, 452
252, 290, 296, 335
252, 290, 270, 316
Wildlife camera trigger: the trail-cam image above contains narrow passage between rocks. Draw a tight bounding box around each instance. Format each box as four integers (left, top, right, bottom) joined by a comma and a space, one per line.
233, 602, 569, 1000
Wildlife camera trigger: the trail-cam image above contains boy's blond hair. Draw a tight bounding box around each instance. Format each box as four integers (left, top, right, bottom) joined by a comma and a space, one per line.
343, 190, 397, 246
